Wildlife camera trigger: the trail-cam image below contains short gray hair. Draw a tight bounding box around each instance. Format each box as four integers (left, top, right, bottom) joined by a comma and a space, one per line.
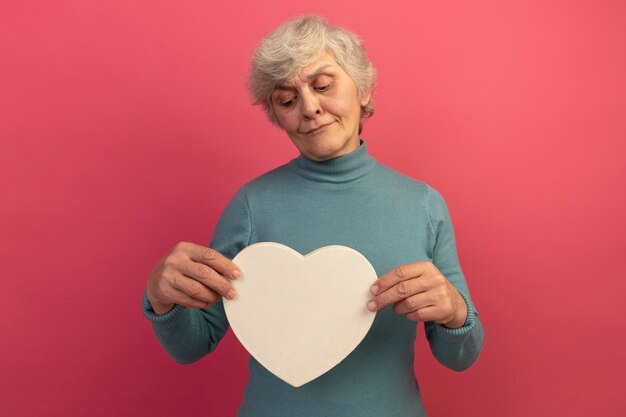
247, 15, 376, 131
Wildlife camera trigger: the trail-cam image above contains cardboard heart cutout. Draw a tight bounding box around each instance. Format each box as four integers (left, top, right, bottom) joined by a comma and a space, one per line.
223, 242, 377, 387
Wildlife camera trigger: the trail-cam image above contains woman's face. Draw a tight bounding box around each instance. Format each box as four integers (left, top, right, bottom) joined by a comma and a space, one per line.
271, 51, 371, 161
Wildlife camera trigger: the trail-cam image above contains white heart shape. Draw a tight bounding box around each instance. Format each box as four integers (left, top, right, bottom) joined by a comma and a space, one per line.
223, 242, 377, 387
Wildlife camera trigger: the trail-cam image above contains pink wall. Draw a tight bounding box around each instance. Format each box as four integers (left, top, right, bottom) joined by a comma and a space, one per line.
2, 1, 625, 416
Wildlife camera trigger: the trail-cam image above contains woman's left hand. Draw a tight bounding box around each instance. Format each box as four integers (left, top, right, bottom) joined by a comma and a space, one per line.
367, 261, 468, 329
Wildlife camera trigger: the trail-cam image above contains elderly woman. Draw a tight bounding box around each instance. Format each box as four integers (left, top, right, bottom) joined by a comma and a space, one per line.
144, 14, 484, 417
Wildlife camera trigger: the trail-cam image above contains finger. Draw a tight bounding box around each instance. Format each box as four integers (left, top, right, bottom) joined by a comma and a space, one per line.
367, 278, 426, 312
405, 306, 439, 323
370, 262, 431, 296
169, 287, 217, 309
177, 242, 240, 279
171, 273, 232, 303
392, 292, 434, 315
177, 259, 237, 300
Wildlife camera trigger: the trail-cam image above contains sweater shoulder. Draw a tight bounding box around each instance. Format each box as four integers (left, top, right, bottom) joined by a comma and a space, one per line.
373, 162, 442, 234
240, 162, 294, 193
373, 161, 433, 196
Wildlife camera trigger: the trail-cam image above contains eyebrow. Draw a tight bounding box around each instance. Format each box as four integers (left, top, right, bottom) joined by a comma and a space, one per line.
274, 64, 335, 91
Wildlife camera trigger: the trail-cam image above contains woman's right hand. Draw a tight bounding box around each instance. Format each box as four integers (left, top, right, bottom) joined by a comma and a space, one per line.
146, 242, 240, 315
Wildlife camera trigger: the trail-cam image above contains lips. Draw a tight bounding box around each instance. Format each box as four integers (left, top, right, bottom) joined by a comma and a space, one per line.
303, 122, 333, 134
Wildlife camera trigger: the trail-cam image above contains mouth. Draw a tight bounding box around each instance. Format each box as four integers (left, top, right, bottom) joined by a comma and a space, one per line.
303, 122, 333, 135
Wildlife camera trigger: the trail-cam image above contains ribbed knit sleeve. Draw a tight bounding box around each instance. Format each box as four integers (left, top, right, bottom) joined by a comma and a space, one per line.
142, 186, 251, 364
424, 185, 484, 371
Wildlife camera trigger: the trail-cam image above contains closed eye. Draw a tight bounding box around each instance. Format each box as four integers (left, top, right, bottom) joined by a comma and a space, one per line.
280, 96, 297, 107
314, 84, 331, 92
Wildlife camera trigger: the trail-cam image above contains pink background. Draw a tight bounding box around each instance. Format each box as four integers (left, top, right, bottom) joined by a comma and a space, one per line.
2, 1, 625, 416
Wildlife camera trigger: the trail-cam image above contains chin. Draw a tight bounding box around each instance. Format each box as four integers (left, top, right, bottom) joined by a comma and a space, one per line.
304, 139, 348, 161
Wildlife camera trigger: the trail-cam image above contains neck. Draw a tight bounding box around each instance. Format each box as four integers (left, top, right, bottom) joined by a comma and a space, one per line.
287, 139, 377, 184
301, 137, 361, 162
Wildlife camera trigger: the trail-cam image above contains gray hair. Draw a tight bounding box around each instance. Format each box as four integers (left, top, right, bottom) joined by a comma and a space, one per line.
247, 15, 377, 131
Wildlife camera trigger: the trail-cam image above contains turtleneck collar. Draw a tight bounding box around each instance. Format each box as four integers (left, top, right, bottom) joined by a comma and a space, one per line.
287, 139, 377, 184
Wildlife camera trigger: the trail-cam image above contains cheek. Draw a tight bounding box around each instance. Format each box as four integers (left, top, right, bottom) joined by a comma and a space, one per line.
272, 109, 288, 125
275, 112, 298, 132
325, 91, 361, 118
320, 98, 345, 117
333, 101, 360, 121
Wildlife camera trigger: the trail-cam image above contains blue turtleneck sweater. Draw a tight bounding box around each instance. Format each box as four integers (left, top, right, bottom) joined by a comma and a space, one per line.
143, 140, 484, 417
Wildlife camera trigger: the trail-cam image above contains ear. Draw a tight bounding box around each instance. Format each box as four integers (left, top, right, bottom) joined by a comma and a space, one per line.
359, 88, 372, 108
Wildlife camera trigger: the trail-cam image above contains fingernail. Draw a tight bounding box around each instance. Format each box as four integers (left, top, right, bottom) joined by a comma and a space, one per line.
232, 269, 240, 279
227, 289, 237, 299
370, 285, 379, 295
367, 301, 377, 311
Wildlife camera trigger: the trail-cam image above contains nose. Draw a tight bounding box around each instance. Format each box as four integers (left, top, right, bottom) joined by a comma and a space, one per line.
300, 90, 322, 119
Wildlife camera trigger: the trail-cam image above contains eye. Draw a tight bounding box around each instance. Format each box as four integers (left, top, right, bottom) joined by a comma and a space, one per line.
280, 96, 297, 107
314, 84, 331, 92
